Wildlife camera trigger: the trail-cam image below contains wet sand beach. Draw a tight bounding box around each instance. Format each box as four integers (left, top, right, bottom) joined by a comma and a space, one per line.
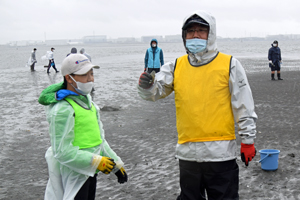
1, 43, 300, 199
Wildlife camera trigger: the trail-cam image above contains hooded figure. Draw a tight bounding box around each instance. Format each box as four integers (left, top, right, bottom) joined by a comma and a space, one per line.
144, 38, 164, 73
138, 10, 257, 199
66, 47, 77, 57
80, 48, 92, 62
181, 12, 218, 65
268, 40, 283, 80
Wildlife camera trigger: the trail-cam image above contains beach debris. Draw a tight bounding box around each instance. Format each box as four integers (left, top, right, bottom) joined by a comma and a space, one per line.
100, 106, 120, 111
288, 153, 295, 157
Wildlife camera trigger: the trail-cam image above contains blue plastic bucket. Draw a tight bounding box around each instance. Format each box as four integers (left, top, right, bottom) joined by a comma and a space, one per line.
259, 149, 280, 171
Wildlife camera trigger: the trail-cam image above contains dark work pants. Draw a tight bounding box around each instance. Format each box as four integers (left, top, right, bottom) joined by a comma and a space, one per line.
30, 63, 35, 71
147, 68, 160, 73
47, 60, 58, 73
178, 159, 239, 200
74, 174, 97, 200
269, 62, 280, 71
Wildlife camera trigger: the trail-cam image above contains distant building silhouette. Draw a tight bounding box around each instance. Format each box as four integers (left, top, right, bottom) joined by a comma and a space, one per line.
164, 35, 182, 43
141, 36, 163, 43
82, 35, 107, 43
116, 37, 137, 43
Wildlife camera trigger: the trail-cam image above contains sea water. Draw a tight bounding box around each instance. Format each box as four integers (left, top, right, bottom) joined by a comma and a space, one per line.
0, 40, 299, 108
1, 40, 299, 70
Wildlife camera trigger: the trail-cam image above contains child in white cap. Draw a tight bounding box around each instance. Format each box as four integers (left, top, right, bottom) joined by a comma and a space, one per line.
42, 54, 127, 200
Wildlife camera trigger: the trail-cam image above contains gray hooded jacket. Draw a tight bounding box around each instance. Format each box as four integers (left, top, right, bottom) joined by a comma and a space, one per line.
138, 10, 257, 162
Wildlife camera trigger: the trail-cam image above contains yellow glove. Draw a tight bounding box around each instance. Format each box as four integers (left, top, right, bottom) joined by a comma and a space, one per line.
97, 156, 116, 174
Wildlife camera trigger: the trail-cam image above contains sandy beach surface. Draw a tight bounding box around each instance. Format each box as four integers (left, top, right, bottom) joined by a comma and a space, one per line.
1, 42, 300, 200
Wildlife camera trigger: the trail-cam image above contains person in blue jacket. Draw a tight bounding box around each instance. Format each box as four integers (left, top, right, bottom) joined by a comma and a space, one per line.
268, 40, 283, 80
144, 38, 164, 73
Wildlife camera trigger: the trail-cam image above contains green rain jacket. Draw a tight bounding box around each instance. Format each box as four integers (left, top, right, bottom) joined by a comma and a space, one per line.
40, 83, 123, 200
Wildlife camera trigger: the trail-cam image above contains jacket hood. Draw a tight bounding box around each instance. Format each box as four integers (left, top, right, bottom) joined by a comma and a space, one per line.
71, 48, 77, 53
150, 38, 158, 47
182, 10, 218, 65
80, 48, 85, 54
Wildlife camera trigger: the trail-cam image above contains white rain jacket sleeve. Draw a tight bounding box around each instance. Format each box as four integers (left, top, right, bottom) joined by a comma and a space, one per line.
229, 58, 257, 144
44, 95, 123, 200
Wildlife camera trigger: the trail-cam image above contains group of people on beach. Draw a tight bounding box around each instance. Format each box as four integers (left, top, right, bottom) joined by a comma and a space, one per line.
28, 47, 92, 74
37, 9, 283, 200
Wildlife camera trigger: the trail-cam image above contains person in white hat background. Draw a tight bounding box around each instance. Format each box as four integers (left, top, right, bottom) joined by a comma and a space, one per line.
41, 54, 127, 200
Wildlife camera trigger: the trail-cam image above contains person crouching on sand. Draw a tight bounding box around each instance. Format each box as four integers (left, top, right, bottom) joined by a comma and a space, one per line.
40, 54, 127, 200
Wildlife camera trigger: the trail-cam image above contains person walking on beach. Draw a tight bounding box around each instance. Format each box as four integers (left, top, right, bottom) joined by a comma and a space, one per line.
30, 48, 37, 71
66, 47, 77, 57
144, 38, 164, 73
268, 40, 283, 80
40, 54, 128, 200
138, 10, 257, 200
47, 47, 59, 74
80, 48, 92, 62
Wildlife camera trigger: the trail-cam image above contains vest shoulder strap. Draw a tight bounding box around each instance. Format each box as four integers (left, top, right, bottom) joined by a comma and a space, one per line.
228, 56, 232, 77
174, 58, 178, 72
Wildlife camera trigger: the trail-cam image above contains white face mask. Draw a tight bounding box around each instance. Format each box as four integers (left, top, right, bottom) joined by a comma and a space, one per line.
69, 75, 94, 95
152, 43, 157, 47
273, 43, 278, 47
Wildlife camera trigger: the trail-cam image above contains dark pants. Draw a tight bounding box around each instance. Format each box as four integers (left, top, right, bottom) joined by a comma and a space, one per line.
30, 63, 35, 71
178, 159, 239, 200
147, 68, 160, 73
75, 174, 97, 200
269, 62, 280, 71
47, 60, 58, 73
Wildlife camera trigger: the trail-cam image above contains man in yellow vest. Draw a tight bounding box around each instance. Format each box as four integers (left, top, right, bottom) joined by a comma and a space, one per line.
42, 54, 127, 200
138, 10, 257, 200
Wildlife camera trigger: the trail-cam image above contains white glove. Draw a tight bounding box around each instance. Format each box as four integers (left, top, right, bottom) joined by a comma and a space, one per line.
269, 60, 272, 64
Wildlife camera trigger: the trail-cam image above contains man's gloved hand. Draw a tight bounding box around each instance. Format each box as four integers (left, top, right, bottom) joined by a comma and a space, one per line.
56, 89, 79, 100
97, 157, 116, 174
115, 167, 128, 184
138, 71, 155, 89
269, 60, 275, 66
241, 143, 256, 166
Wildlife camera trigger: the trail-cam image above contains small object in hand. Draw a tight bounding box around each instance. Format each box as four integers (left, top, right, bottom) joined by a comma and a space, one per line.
138, 71, 155, 89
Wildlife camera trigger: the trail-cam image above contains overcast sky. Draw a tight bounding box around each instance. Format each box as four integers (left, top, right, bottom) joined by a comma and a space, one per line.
1, 0, 300, 44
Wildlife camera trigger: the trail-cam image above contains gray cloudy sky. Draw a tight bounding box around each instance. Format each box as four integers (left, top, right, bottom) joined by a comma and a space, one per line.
1, 0, 300, 44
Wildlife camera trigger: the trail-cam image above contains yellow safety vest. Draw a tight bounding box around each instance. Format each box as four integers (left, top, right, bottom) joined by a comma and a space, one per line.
65, 97, 102, 149
174, 52, 235, 144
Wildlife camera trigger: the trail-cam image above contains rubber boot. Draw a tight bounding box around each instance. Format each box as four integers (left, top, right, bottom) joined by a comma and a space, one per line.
277, 73, 283, 80
271, 74, 275, 80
